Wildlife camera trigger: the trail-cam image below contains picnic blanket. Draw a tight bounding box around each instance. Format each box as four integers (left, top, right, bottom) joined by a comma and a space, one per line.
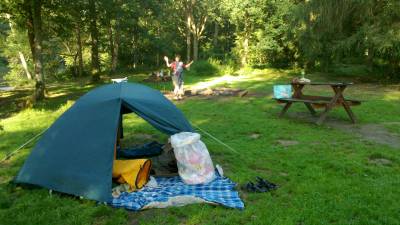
110, 174, 244, 210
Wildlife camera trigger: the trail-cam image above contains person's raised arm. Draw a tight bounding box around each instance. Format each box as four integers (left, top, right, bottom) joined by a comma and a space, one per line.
185, 60, 194, 68
164, 56, 171, 67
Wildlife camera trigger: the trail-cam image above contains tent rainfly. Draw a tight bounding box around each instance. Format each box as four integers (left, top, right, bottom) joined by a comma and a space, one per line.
15, 82, 194, 202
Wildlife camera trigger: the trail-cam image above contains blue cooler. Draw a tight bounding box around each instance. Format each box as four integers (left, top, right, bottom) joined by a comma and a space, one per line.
273, 85, 292, 99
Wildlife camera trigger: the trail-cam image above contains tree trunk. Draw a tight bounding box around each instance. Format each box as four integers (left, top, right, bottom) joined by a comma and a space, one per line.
186, 32, 192, 62
389, 58, 399, 76
111, 21, 119, 72
112, 38, 119, 72
213, 22, 218, 48
76, 22, 84, 77
241, 12, 250, 66
193, 35, 199, 61
186, 14, 192, 62
108, 21, 115, 73
32, 0, 45, 100
72, 53, 78, 76
242, 37, 249, 66
155, 25, 160, 66
18, 52, 32, 79
26, 10, 35, 66
89, 0, 100, 81
187, 11, 206, 61
62, 42, 78, 76
131, 30, 137, 69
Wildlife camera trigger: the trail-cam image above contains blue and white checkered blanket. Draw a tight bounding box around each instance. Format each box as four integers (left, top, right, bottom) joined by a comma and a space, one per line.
110, 175, 244, 210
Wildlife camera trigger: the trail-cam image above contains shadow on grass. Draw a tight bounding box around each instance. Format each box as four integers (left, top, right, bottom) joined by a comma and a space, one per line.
0, 83, 95, 120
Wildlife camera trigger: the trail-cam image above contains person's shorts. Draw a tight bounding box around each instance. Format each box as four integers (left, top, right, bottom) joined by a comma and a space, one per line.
172, 73, 183, 87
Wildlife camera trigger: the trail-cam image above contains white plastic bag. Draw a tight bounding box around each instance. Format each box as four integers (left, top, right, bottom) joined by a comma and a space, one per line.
170, 132, 215, 184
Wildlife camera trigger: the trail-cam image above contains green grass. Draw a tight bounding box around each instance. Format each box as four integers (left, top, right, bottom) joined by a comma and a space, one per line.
1, 69, 400, 225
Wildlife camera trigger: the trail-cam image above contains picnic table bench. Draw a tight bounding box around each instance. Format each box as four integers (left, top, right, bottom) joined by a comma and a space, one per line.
274, 82, 361, 125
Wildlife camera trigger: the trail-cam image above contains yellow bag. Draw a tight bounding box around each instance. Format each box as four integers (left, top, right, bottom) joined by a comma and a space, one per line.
112, 159, 152, 191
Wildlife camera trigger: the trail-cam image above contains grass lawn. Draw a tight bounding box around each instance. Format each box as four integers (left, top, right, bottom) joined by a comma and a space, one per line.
0, 69, 399, 225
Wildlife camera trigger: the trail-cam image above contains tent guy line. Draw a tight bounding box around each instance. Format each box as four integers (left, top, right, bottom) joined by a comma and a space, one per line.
194, 125, 239, 154
1, 127, 49, 163
1, 124, 239, 164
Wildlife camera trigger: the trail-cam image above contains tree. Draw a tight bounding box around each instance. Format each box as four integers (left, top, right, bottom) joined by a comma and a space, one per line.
1, 0, 46, 100
189, 1, 208, 61
222, 0, 266, 65
290, 0, 400, 75
1, 0, 399, 86
174, 0, 215, 61
28, 0, 45, 100
3, 13, 32, 80
88, 0, 100, 81
102, 0, 121, 73
71, 1, 85, 77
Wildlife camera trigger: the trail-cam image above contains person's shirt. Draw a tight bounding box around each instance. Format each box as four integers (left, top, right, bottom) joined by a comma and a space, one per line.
170, 61, 188, 73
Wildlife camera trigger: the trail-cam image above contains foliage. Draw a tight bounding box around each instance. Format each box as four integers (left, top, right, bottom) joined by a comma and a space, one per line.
0, 0, 399, 90
185, 58, 236, 77
186, 59, 219, 76
290, 0, 400, 76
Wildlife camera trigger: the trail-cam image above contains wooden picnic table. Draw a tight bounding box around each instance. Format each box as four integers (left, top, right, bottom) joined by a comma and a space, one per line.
274, 82, 361, 125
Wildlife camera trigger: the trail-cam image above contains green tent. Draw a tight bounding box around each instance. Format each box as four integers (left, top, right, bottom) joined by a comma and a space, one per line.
15, 82, 193, 202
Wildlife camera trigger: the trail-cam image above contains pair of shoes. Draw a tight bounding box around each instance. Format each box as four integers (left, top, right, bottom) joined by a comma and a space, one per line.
243, 181, 269, 193
242, 177, 278, 193
256, 176, 278, 190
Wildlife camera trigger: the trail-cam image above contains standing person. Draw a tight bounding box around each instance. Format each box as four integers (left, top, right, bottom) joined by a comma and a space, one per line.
164, 55, 193, 100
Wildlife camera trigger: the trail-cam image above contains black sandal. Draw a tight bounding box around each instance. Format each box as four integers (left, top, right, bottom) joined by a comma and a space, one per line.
243, 181, 256, 192
256, 176, 278, 190
243, 181, 269, 193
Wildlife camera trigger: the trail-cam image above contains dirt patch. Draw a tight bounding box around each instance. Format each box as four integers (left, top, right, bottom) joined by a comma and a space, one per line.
134, 133, 154, 140
0, 86, 14, 91
279, 172, 289, 177
368, 153, 393, 166
276, 140, 299, 147
163, 87, 253, 101
163, 88, 268, 102
249, 133, 261, 139
327, 123, 400, 149
286, 112, 400, 149
352, 124, 400, 147
369, 158, 393, 166
382, 122, 400, 126
188, 87, 248, 97
142, 72, 171, 83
